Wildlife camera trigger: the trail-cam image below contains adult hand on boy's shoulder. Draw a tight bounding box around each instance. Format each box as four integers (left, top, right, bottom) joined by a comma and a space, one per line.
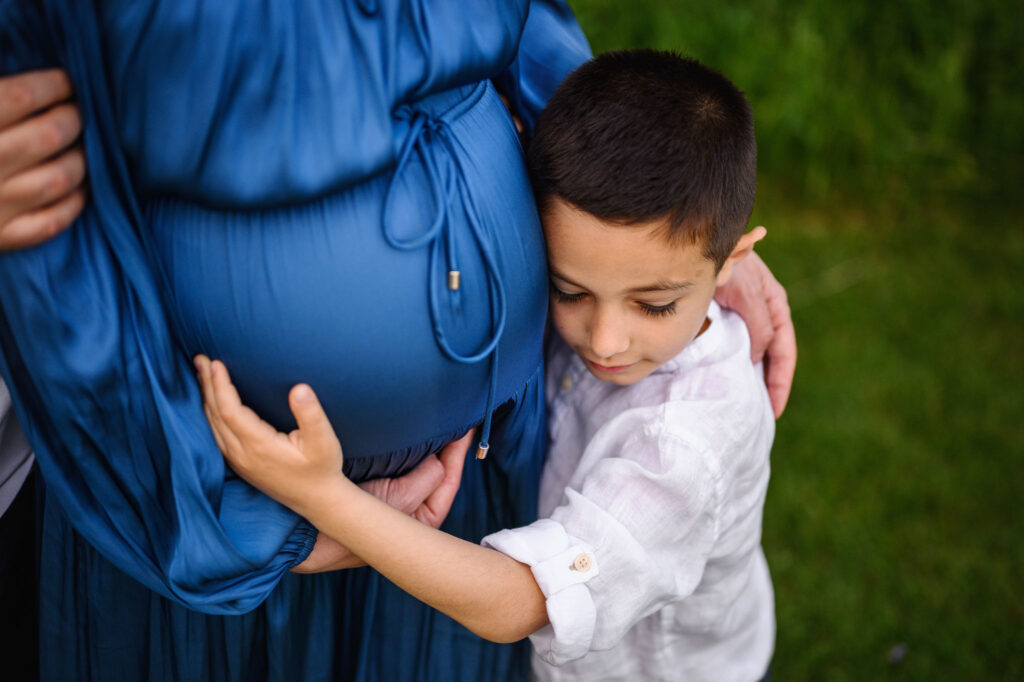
714, 248, 796, 418
0, 69, 87, 251
292, 431, 472, 573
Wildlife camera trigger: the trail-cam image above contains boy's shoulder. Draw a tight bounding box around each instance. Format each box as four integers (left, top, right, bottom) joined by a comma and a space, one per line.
546, 302, 773, 467
649, 302, 774, 459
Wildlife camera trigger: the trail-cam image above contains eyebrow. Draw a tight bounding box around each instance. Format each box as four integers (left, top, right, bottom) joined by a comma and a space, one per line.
626, 279, 696, 294
550, 271, 695, 294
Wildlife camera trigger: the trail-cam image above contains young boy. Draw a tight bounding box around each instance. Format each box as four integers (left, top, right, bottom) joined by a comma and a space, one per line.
197, 50, 775, 681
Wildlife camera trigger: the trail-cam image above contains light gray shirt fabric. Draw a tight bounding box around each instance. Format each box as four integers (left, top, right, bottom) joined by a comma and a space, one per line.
0, 378, 33, 517
484, 301, 775, 681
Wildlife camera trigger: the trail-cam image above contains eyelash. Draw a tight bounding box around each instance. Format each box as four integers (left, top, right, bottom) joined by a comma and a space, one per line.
550, 286, 585, 305
550, 284, 678, 318
639, 301, 677, 318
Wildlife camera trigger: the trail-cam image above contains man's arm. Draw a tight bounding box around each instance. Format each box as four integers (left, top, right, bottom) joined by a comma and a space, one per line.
198, 356, 549, 642
0, 70, 86, 250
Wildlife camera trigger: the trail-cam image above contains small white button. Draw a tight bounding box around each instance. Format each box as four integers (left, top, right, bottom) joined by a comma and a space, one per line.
561, 374, 573, 392
571, 553, 592, 572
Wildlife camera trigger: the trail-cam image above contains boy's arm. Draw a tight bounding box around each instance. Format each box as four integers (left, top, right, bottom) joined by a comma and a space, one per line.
292, 445, 462, 573
197, 356, 549, 643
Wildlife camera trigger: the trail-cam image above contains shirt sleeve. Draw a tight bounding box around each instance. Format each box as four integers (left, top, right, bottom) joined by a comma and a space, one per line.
492, 0, 593, 134
484, 419, 720, 665
0, 1, 315, 615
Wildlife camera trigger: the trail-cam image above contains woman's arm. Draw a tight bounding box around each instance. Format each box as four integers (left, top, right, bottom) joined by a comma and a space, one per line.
714, 249, 797, 417
199, 356, 550, 642
493, 0, 593, 135
0, 4, 319, 614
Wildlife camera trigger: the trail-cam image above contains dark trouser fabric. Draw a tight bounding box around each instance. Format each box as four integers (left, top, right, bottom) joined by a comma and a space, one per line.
0, 468, 37, 682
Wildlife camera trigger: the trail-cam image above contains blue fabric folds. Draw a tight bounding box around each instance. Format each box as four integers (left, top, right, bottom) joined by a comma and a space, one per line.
0, 0, 590, 680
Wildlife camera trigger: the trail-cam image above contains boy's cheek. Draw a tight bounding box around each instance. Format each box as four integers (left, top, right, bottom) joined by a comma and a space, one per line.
548, 305, 580, 347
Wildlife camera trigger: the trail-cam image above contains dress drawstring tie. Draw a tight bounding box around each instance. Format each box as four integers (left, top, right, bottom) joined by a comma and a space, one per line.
383, 88, 506, 458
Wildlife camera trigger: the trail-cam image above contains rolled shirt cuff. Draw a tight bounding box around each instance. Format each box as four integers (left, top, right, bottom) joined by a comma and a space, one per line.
483, 518, 599, 664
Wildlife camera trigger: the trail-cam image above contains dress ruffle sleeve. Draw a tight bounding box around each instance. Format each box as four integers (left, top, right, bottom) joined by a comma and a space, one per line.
0, 0, 315, 616
494, 0, 593, 134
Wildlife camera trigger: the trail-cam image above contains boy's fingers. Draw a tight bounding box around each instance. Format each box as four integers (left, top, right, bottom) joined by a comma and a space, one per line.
209, 360, 279, 444
202, 401, 231, 456
195, 355, 221, 424
288, 384, 339, 449
195, 355, 244, 456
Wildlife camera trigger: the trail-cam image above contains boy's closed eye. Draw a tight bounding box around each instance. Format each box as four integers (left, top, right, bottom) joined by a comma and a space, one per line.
549, 280, 679, 318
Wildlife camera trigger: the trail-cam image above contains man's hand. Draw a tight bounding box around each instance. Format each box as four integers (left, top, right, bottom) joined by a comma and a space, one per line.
0, 69, 86, 251
714, 247, 797, 417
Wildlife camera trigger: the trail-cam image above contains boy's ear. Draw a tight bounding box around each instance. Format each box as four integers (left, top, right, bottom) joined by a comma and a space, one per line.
715, 226, 767, 287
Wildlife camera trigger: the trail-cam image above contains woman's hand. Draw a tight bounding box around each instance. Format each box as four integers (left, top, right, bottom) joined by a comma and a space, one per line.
714, 246, 797, 417
0, 69, 86, 251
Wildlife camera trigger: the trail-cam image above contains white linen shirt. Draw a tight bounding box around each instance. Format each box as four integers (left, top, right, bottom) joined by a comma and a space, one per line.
484, 301, 775, 682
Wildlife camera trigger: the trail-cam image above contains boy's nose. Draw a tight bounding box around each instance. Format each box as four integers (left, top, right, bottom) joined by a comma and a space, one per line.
588, 309, 630, 359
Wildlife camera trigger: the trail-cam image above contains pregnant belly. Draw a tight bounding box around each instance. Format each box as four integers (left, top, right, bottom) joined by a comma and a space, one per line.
146, 94, 546, 478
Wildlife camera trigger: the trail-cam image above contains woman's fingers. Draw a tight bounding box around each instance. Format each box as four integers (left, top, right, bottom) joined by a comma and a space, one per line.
0, 184, 86, 251
0, 69, 73, 130
364, 455, 446, 515
0, 143, 86, 224
713, 251, 797, 417
0, 72, 85, 250
415, 430, 472, 527
763, 281, 796, 417
0, 101, 81, 181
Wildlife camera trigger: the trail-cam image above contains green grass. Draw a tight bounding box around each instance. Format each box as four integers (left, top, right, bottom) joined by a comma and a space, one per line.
571, 0, 1023, 204
569, 1, 1024, 678
752, 196, 1024, 680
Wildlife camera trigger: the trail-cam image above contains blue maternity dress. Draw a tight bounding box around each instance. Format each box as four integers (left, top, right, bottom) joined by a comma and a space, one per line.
0, 1, 590, 679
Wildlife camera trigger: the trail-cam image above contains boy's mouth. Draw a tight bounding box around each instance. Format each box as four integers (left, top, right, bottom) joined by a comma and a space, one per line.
587, 359, 636, 374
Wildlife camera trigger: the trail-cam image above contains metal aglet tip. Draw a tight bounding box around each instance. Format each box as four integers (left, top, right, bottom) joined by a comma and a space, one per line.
475, 442, 490, 460
448, 270, 461, 291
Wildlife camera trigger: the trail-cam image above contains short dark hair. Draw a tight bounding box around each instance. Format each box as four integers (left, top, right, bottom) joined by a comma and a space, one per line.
527, 50, 757, 269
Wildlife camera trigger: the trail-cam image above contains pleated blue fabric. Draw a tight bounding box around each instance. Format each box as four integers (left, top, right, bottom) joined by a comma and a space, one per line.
0, 1, 590, 679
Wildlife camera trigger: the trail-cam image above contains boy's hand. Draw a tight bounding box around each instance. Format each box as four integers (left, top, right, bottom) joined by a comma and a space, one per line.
714, 247, 797, 418
196, 355, 473, 572
0, 69, 87, 250
196, 355, 348, 516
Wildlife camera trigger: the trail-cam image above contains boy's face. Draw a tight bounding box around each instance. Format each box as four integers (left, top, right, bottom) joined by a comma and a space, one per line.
543, 198, 724, 386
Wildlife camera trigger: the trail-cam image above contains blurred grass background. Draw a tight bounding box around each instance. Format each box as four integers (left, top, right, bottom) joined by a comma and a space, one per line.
569, 1, 1023, 679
